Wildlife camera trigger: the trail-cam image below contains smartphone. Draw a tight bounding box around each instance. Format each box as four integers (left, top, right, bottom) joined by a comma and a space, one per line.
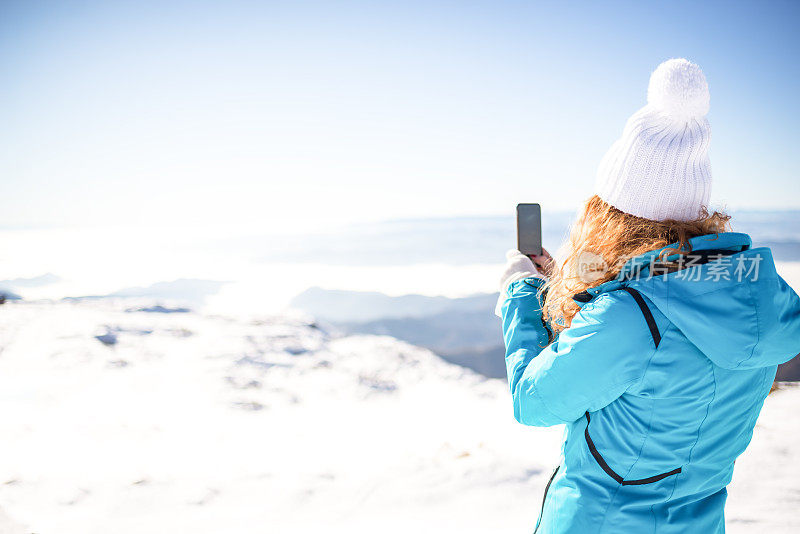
517, 203, 542, 256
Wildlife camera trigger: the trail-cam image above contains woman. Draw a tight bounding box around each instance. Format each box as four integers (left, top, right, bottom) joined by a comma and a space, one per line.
497, 58, 800, 533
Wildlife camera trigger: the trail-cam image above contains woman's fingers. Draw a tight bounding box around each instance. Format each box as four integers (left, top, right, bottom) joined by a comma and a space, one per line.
530, 247, 552, 261
529, 248, 554, 276
531, 256, 547, 270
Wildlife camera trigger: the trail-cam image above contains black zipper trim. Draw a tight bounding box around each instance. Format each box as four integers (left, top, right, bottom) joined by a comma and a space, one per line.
620, 287, 661, 348
573, 290, 592, 302
533, 465, 559, 534
584, 412, 681, 486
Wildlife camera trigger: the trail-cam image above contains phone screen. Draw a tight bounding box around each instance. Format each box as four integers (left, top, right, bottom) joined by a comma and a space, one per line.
517, 203, 542, 256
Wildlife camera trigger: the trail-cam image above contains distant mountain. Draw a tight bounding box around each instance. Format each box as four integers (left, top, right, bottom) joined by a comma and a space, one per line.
108, 279, 226, 302
291, 287, 507, 377
0, 273, 60, 301
290, 286, 497, 323
0, 272, 60, 288
337, 308, 506, 378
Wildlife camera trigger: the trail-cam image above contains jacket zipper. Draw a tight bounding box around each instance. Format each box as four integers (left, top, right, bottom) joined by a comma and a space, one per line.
533, 465, 559, 534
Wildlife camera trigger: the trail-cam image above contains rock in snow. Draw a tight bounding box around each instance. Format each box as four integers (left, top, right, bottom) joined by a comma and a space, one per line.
94, 330, 118, 346
0, 299, 796, 533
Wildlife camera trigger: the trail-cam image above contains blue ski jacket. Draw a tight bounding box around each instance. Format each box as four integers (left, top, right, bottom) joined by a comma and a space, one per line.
498, 232, 800, 533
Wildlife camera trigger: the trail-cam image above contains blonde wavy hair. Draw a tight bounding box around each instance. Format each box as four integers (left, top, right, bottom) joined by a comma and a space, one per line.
542, 195, 731, 333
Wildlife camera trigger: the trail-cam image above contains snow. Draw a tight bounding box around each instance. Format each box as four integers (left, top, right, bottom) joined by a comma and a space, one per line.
726, 383, 800, 533
0, 299, 796, 533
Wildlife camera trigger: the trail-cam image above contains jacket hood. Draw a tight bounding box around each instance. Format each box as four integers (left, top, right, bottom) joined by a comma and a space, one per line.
585, 233, 800, 370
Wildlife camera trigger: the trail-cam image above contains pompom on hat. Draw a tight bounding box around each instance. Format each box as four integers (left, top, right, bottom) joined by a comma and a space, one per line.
647, 58, 710, 121
595, 58, 712, 222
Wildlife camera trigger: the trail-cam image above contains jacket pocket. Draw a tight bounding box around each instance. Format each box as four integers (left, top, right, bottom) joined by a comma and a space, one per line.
584, 411, 682, 486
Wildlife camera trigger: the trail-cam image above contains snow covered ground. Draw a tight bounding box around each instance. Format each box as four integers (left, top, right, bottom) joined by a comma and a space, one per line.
0, 299, 796, 533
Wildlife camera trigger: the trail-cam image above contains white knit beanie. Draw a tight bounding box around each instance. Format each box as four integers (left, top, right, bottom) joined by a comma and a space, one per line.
595, 58, 712, 222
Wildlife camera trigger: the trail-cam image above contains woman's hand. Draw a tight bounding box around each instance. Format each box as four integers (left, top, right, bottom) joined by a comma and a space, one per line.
529, 248, 554, 278
499, 249, 544, 294
495, 249, 550, 317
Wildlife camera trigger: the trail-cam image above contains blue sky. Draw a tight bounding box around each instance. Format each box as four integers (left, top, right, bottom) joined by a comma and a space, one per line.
1, 0, 798, 229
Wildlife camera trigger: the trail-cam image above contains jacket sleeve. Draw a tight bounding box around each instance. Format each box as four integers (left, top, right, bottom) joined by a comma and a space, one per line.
498, 279, 656, 427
